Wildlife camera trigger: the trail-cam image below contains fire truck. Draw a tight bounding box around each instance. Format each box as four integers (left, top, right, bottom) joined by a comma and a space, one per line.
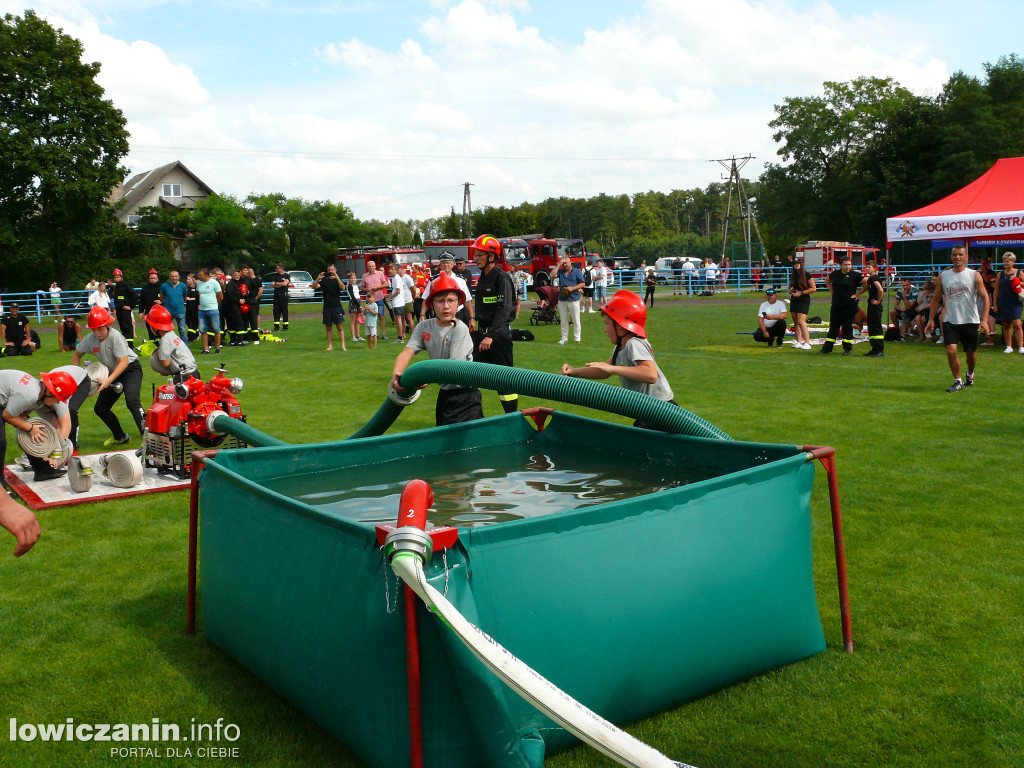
336, 247, 425, 278
526, 237, 586, 288
795, 241, 881, 277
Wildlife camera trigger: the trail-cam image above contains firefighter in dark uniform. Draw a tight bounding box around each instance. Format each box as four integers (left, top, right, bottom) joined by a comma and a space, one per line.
859, 260, 886, 357
138, 268, 162, 341
240, 265, 262, 343
470, 234, 519, 414
272, 264, 290, 331
111, 268, 137, 345
222, 269, 246, 346
820, 255, 864, 355
184, 273, 200, 342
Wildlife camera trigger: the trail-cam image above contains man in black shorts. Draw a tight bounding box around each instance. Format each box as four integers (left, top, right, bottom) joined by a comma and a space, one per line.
313, 264, 346, 352
925, 245, 989, 392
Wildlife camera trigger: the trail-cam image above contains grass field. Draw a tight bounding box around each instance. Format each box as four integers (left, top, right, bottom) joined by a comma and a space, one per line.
2, 295, 1022, 768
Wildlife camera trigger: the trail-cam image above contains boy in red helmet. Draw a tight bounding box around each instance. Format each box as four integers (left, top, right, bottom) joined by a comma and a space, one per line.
1, 369, 76, 483
391, 273, 483, 426
145, 305, 199, 385
559, 289, 678, 430
470, 234, 519, 414
71, 306, 146, 446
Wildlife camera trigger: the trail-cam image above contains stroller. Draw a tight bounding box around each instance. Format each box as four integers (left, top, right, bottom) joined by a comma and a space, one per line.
529, 284, 560, 325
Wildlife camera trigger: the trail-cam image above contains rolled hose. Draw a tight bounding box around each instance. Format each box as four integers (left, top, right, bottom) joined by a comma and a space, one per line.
391, 553, 696, 768
352, 360, 730, 440
100, 452, 143, 488
16, 417, 71, 463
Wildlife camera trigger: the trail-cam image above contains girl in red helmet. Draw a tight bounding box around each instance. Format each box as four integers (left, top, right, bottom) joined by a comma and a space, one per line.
559, 289, 678, 429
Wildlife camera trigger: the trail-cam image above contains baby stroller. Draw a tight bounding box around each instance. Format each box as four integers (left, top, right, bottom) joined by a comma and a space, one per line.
529, 284, 560, 325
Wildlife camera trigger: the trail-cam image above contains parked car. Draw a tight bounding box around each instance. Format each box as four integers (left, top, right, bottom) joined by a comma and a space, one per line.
262, 270, 316, 300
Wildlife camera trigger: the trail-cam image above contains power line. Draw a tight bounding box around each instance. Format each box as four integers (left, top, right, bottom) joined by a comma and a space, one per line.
130, 144, 713, 164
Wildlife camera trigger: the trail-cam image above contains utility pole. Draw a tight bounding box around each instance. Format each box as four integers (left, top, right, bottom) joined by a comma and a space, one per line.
462, 182, 473, 238
711, 155, 765, 267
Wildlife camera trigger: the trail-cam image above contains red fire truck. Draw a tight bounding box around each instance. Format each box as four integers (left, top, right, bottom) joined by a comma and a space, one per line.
795, 241, 881, 277
527, 237, 586, 287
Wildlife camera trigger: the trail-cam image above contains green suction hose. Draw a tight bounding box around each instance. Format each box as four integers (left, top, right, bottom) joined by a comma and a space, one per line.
355, 360, 730, 440
208, 414, 291, 447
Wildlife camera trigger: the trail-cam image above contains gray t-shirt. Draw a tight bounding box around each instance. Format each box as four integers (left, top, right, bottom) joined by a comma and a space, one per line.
941, 267, 980, 325
612, 337, 674, 401
405, 318, 474, 391
76, 328, 138, 372
0, 369, 43, 418
40, 365, 90, 419
156, 332, 197, 374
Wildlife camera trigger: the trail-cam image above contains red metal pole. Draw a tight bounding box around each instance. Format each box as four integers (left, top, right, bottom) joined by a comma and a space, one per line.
803, 446, 854, 653
405, 583, 424, 768
186, 449, 218, 636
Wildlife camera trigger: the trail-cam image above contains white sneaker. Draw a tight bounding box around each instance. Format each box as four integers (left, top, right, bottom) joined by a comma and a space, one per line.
1005, 346, 1013, 353
1019, 347, 1024, 354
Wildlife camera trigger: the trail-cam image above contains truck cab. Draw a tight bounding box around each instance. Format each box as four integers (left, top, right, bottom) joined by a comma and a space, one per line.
529, 237, 586, 287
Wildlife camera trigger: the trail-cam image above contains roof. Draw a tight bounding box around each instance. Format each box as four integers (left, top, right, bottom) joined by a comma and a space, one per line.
113, 161, 215, 215
886, 157, 1024, 244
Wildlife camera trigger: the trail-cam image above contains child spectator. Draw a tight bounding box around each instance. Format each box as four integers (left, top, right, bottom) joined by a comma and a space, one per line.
559, 289, 678, 430
391, 274, 483, 426
362, 297, 379, 349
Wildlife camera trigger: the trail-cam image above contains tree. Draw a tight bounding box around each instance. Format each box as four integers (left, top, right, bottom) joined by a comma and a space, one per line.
0, 11, 129, 288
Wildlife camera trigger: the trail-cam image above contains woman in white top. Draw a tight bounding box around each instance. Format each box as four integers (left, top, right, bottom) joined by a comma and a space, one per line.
88, 282, 110, 309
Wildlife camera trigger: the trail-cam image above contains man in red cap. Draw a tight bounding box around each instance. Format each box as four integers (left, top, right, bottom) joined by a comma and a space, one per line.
138, 268, 162, 341
111, 268, 137, 345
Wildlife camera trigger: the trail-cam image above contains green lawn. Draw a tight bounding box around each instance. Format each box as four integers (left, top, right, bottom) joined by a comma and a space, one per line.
2, 297, 1021, 768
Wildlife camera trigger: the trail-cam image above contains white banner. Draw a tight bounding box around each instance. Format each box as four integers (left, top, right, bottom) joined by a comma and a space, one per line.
887, 210, 1024, 242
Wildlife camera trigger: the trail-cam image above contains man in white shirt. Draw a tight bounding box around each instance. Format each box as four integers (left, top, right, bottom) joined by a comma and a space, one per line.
754, 288, 788, 347
704, 261, 718, 295
681, 259, 695, 296
593, 260, 610, 308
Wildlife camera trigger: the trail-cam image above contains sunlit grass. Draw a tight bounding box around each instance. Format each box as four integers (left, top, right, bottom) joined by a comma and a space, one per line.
2, 296, 1021, 767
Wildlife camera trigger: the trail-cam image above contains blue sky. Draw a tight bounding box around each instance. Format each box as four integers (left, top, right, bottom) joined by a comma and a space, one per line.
5, 0, 1021, 223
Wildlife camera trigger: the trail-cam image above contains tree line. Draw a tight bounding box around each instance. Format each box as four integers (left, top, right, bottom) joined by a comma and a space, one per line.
4, 10, 1023, 291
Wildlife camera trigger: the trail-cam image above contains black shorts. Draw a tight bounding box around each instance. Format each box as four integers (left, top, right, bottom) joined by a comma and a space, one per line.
790, 295, 811, 315
583, 287, 595, 298
348, 299, 361, 314
322, 306, 344, 325
941, 322, 980, 352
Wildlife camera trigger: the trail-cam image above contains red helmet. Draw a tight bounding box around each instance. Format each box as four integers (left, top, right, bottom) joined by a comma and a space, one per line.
112, 268, 123, 277
146, 304, 174, 331
239, 283, 249, 296
240, 302, 250, 314
87, 305, 115, 329
40, 371, 77, 403
601, 290, 647, 338
470, 234, 509, 271
428, 272, 467, 306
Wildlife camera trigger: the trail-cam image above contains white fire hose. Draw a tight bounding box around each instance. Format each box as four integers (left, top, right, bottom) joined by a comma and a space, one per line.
99, 452, 143, 488
390, 550, 697, 768
15, 417, 72, 466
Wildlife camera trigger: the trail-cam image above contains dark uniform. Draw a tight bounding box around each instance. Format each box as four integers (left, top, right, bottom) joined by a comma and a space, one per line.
472, 266, 518, 414
240, 273, 262, 342
111, 281, 137, 343
864, 272, 885, 357
1, 312, 32, 356
185, 283, 200, 342
272, 272, 290, 331
821, 267, 863, 354
138, 281, 162, 341
222, 279, 246, 346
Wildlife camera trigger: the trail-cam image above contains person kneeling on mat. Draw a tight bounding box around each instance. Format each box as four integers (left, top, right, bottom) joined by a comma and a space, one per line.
559, 289, 679, 431
391, 273, 484, 426
145, 306, 200, 394
72, 306, 146, 447
1, 369, 78, 483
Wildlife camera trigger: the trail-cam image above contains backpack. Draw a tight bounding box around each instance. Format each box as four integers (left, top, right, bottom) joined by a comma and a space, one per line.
584, 267, 593, 287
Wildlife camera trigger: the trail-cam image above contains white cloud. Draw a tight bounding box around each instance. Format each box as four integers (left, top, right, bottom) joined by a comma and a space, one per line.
4, 0, 957, 221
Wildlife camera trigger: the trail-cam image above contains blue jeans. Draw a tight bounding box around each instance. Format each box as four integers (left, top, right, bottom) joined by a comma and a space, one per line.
198, 309, 220, 334
172, 313, 188, 343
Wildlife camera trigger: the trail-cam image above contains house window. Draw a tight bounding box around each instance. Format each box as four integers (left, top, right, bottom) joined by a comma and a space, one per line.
126, 214, 142, 228
162, 183, 182, 197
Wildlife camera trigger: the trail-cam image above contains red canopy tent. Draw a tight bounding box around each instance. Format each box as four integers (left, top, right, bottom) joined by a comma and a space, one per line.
886, 157, 1024, 246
